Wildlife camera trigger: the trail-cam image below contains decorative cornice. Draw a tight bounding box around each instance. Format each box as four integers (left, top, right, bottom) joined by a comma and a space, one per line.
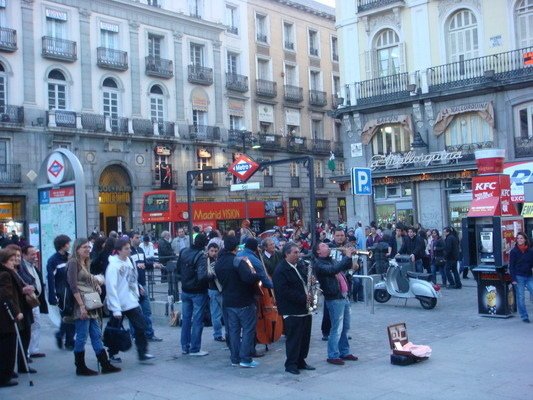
438, 0, 481, 18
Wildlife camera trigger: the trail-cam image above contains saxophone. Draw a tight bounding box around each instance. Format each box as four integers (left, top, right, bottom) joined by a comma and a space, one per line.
306, 260, 319, 312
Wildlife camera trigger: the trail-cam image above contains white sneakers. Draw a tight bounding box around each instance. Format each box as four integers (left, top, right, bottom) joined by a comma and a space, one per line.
189, 350, 209, 357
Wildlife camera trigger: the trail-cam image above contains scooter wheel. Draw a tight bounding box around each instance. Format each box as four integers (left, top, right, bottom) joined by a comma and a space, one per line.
374, 289, 391, 303
418, 296, 437, 310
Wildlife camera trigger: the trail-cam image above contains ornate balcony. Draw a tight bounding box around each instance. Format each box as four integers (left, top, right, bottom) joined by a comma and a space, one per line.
227, 129, 250, 148
97, 47, 128, 71
315, 177, 325, 188
145, 56, 173, 79
51, 110, 77, 128
290, 176, 300, 188
256, 79, 277, 98
0, 27, 17, 52
427, 46, 533, 92
284, 85, 303, 102
287, 136, 307, 153
355, 72, 411, 105
226, 73, 248, 92
514, 137, 533, 158
0, 164, 21, 185
226, 26, 239, 35
188, 65, 213, 86
257, 33, 268, 43
309, 90, 327, 107
284, 41, 294, 50
309, 47, 319, 57
0, 105, 24, 124
357, 0, 405, 13
112, 117, 129, 134
196, 170, 218, 190
445, 141, 494, 162
132, 118, 154, 136
258, 133, 283, 150
157, 121, 175, 137
81, 113, 105, 132
42, 36, 77, 62
188, 125, 221, 141
312, 139, 331, 155
332, 95, 344, 108
333, 53, 339, 62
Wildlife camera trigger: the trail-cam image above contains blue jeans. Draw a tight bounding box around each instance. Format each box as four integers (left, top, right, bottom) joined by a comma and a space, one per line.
325, 298, 351, 359
225, 304, 257, 364
515, 275, 533, 320
430, 263, 447, 285
180, 291, 208, 353
414, 259, 423, 273
208, 289, 224, 339
74, 318, 104, 354
130, 286, 155, 339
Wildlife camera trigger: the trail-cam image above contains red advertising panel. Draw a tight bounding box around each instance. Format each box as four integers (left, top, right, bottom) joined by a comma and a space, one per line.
469, 174, 518, 217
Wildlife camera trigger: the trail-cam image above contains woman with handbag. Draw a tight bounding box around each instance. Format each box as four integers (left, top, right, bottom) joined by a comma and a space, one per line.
67, 238, 120, 376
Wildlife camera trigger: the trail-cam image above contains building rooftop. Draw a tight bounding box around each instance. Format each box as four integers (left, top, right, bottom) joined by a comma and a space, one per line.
274, 0, 335, 20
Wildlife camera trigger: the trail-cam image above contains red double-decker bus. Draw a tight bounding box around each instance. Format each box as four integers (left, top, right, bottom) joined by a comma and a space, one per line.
141, 190, 287, 236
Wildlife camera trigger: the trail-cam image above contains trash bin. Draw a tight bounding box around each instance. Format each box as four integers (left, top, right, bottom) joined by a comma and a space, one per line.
472, 266, 515, 318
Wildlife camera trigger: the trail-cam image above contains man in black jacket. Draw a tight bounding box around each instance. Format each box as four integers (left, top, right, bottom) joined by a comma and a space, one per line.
157, 231, 174, 283
313, 242, 358, 365
215, 236, 260, 368
443, 227, 462, 289
398, 227, 425, 272
272, 243, 315, 375
178, 234, 209, 356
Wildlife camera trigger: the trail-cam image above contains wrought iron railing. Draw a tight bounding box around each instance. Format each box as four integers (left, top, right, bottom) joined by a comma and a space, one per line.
514, 137, 533, 158
333, 141, 344, 157
445, 141, 493, 161
158, 121, 175, 137
0, 27, 17, 52
97, 47, 128, 71
228, 130, 250, 148
226, 26, 239, 35
0, 164, 21, 185
81, 113, 105, 132
0, 105, 24, 123
256, 79, 277, 98
290, 176, 300, 188
257, 33, 268, 43
112, 117, 129, 134
284, 41, 294, 50
42, 36, 77, 61
189, 125, 221, 141
284, 85, 304, 102
54, 110, 77, 128
357, 0, 404, 12
312, 139, 331, 155
427, 46, 533, 91
332, 95, 344, 108
225, 73, 248, 92
309, 90, 328, 107
309, 47, 319, 56
188, 64, 213, 85
145, 56, 174, 78
356, 72, 410, 103
287, 136, 307, 153
258, 133, 282, 150
315, 177, 325, 188
132, 118, 154, 136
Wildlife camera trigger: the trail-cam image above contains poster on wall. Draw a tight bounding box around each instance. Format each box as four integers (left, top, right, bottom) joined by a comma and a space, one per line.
29, 223, 40, 248
38, 186, 77, 272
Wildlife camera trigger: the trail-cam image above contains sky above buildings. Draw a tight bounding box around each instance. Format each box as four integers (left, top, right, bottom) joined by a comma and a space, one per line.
316, 0, 335, 6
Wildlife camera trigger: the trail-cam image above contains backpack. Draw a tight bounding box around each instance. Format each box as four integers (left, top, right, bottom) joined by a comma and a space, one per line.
55, 262, 74, 315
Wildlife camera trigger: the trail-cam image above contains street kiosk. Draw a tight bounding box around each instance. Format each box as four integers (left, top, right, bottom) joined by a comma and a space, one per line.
461, 150, 522, 318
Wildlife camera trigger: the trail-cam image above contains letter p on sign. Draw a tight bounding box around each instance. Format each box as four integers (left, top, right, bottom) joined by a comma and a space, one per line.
352, 167, 372, 195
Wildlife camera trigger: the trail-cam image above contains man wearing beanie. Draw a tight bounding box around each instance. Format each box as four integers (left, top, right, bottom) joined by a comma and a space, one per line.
237, 238, 273, 289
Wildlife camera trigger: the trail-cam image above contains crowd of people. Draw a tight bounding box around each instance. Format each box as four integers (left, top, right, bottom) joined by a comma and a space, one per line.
1, 217, 532, 387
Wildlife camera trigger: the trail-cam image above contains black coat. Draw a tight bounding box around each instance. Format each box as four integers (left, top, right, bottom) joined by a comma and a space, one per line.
0, 265, 26, 333
272, 260, 308, 316
157, 239, 175, 265
178, 247, 208, 294
313, 255, 352, 300
399, 235, 425, 260
444, 234, 460, 262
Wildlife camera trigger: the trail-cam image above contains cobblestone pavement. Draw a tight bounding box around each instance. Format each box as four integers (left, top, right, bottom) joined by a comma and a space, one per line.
2, 279, 532, 400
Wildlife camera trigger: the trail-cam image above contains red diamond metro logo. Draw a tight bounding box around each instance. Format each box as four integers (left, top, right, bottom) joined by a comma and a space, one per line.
48, 160, 64, 178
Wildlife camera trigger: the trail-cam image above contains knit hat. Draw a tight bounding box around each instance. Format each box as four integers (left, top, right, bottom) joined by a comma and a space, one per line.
244, 238, 259, 251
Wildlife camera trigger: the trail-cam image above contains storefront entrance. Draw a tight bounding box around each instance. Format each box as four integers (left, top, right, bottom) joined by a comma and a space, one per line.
0, 196, 25, 239
98, 165, 132, 234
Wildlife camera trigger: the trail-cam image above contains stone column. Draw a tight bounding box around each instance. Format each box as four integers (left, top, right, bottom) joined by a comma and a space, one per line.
79, 8, 93, 111
212, 40, 223, 125
21, 0, 36, 105
173, 31, 185, 122
129, 22, 141, 116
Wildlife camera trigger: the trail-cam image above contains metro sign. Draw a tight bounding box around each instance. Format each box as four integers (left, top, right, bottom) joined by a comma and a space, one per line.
228, 154, 259, 182
48, 160, 63, 177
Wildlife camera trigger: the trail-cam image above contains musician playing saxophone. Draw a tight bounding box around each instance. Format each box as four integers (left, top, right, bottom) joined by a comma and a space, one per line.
272, 243, 315, 375
313, 242, 359, 366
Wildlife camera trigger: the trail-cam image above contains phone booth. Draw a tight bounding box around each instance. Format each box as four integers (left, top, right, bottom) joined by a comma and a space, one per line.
461, 150, 522, 318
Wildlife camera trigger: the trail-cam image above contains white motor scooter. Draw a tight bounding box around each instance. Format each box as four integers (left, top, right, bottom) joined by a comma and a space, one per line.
374, 256, 441, 309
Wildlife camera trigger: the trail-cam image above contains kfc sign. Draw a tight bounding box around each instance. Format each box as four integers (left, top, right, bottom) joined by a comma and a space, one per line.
471, 174, 518, 216
474, 182, 497, 191
473, 176, 501, 201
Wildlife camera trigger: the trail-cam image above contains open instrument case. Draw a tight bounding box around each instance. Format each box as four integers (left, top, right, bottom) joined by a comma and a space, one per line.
387, 322, 428, 366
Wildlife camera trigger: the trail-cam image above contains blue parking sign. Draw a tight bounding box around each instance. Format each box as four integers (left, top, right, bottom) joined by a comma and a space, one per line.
351, 168, 372, 195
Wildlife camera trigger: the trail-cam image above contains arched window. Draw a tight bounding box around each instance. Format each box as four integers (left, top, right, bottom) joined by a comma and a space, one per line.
149, 84, 165, 122
445, 113, 493, 149
516, 0, 533, 48
102, 78, 120, 131
446, 9, 479, 62
47, 69, 67, 110
0, 63, 6, 113
371, 124, 411, 155
374, 29, 400, 77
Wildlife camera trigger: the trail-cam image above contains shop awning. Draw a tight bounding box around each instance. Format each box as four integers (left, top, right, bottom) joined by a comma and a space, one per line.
521, 202, 533, 217
467, 197, 500, 217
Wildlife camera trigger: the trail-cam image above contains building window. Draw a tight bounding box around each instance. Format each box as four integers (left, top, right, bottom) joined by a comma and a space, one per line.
227, 52, 238, 74
148, 34, 162, 58
225, 4, 238, 33
147, 0, 161, 7
333, 75, 341, 96
517, 102, 533, 139
371, 125, 411, 155
311, 119, 323, 139
190, 43, 204, 66
314, 160, 324, 177
445, 113, 493, 146
308, 29, 319, 56
516, 0, 533, 47
375, 29, 400, 77
446, 9, 479, 62
149, 84, 165, 122
192, 109, 207, 127
0, 139, 7, 165
46, 13, 67, 39
0, 63, 6, 112
189, 0, 203, 18
47, 69, 67, 110
256, 14, 268, 43
290, 162, 299, 177
310, 70, 321, 90
257, 58, 270, 79
283, 22, 295, 50
331, 36, 339, 61
102, 78, 120, 131
229, 115, 242, 131
284, 64, 297, 85
100, 27, 118, 49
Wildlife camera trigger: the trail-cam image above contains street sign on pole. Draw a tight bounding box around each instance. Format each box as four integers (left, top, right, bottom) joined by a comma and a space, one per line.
351, 167, 372, 195
230, 182, 261, 192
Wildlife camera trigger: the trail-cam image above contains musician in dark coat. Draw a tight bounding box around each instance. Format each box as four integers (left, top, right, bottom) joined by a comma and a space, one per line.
272, 243, 314, 375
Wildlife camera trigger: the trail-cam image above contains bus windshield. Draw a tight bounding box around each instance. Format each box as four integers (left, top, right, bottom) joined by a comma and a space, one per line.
143, 193, 170, 213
